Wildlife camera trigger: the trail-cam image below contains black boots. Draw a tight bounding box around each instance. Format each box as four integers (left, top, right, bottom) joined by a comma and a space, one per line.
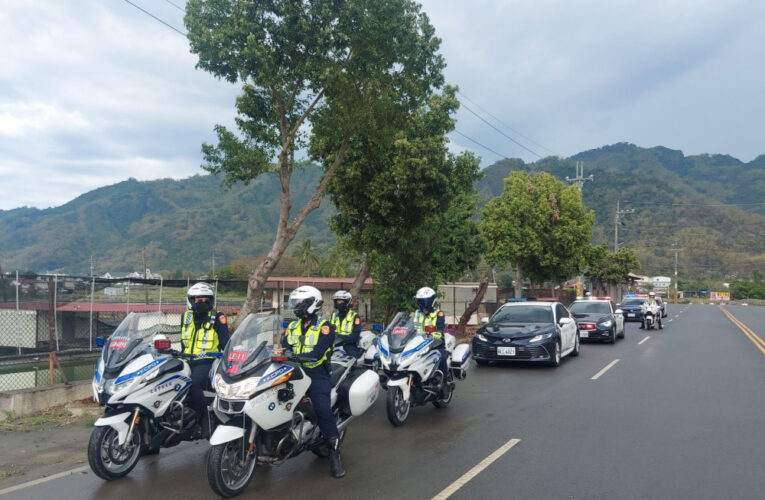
328, 437, 346, 478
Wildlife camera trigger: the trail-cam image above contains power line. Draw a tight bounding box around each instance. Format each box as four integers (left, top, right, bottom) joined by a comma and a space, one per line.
120, 0, 187, 36
619, 201, 765, 207
457, 91, 556, 155
164, 0, 185, 12
458, 101, 543, 159
452, 129, 513, 160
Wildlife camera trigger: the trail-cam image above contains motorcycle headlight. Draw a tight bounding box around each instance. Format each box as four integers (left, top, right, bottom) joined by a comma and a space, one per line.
529, 333, 553, 343
476, 333, 488, 342
598, 320, 613, 328
213, 373, 260, 400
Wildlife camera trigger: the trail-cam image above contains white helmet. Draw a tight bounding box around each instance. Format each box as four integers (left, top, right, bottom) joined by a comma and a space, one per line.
332, 290, 352, 313
648, 291, 656, 298
187, 282, 215, 311
288, 286, 323, 318
415, 287, 437, 312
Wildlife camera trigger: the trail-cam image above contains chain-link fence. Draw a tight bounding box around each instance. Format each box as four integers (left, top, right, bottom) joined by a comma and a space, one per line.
0, 273, 503, 392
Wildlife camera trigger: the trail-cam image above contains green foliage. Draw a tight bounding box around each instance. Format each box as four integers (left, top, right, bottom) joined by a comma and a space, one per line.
587, 244, 641, 284
324, 87, 483, 312
481, 171, 594, 287
730, 280, 765, 299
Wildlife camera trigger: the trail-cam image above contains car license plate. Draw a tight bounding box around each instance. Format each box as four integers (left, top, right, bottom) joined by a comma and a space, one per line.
627, 313, 635, 317
497, 346, 516, 356
579, 330, 589, 338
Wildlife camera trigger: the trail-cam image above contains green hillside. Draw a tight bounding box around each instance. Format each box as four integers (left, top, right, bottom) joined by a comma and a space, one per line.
1, 143, 763, 280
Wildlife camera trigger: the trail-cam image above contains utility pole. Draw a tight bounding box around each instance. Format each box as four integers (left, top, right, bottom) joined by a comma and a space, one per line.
566, 161, 594, 191
614, 200, 635, 251
142, 246, 148, 304
90, 255, 94, 277
211, 249, 216, 280
671, 241, 683, 304
566, 161, 594, 297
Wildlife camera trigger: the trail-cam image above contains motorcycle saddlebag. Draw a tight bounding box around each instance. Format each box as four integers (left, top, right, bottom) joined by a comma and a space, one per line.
449, 344, 470, 380
337, 367, 380, 417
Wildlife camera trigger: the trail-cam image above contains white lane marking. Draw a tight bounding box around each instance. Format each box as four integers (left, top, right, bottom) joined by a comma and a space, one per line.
0, 466, 88, 496
591, 359, 620, 380
431, 438, 521, 500
638, 336, 650, 345
668, 319, 673, 322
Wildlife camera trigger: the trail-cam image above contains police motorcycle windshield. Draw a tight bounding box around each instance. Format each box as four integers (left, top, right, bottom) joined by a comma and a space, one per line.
102, 312, 166, 373
218, 312, 282, 381
384, 312, 419, 353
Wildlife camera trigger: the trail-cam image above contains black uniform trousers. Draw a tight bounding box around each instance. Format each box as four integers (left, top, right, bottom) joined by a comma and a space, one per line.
304, 365, 340, 440
189, 360, 213, 419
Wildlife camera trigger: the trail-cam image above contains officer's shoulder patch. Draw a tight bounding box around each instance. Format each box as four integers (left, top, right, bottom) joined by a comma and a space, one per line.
321, 325, 330, 335
218, 314, 227, 325
354, 317, 361, 325
437, 311, 444, 317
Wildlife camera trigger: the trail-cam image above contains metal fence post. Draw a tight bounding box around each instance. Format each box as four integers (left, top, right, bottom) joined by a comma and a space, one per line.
89, 276, 95, 351
158, 275, 163, 312
15, 270, 21, 355
54, 274, 60, 352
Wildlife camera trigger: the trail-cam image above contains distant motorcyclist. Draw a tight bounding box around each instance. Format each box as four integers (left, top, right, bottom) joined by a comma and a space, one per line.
639, 292, 663, 330
181, 282, 229, 438
281, 286, 345, 478
330, 290, 362, 358
411, 287, 450, 396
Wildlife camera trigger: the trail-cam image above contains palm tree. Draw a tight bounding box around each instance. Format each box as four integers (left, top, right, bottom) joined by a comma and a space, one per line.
292, 239, 321, 276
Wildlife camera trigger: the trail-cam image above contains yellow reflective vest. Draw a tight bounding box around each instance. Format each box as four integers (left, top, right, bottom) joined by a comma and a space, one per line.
285, 317, 331, 369
330, 310, 358, 338
412, 309, 443, 339
181, 310, 221, 358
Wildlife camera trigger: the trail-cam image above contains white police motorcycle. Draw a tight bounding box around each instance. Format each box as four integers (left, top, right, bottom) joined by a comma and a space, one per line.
376, 312, 471, 426
88, 312, 218, 480
207, 312, 380, 498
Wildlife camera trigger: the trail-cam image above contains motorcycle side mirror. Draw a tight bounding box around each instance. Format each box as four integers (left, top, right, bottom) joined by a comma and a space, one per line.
481, 317, 490, 324
372, 323, 382, 332
95, 337, 105, 348
615, 309, 623, 315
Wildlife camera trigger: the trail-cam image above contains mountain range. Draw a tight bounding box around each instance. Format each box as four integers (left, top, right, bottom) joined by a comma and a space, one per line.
1, 143, 763, 281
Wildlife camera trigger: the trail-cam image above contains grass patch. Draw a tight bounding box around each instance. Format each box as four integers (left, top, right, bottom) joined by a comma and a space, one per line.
0, 406, 76, 432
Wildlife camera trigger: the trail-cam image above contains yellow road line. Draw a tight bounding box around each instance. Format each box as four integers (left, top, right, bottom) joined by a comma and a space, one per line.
720, 307, 765, 355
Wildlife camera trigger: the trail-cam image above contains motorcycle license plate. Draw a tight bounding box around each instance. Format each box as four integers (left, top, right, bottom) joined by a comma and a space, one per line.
497, 346, 516, 356
627, 313, 635, 317
579, 331, 589, 338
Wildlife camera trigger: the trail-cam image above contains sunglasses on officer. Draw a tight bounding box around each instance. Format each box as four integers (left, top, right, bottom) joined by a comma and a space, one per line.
194, 297, 211, 303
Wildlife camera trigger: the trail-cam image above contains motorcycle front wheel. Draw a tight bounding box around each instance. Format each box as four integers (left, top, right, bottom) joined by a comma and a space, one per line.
87, 424, 142, 480
386, 386, 411, 427
207, 440, 257, 498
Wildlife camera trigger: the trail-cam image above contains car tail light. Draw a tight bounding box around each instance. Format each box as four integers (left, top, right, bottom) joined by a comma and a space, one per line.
582, 323, 596, 330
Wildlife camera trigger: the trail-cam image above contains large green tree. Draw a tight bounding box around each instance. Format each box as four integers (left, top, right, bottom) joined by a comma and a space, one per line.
322, 87, 483, 316
586, 244, 641, 294
185, 0, 445, 325
481, 171, 593, 296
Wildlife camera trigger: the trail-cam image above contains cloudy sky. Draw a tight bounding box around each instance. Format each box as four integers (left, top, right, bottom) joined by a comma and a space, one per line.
1, 0, 764, 210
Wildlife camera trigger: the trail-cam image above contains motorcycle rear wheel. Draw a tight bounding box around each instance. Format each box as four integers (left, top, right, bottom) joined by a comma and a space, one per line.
88, 425, 142, 480
386, 387, 410, 427
207, 440, 256, 498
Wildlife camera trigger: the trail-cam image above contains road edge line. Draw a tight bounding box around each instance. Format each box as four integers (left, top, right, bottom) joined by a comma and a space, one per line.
0, 466, 89, 496
591, 359, 620, 380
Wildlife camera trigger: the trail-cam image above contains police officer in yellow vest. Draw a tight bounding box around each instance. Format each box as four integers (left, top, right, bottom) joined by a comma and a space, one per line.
331, 290, 362, 358
281, 286, 345, 478
181, 282, 229, 439
412, 287, 450, 395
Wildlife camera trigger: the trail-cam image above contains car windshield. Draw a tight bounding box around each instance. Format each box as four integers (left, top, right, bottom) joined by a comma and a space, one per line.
570, 302, 611, 314
491, 305, 553, 324
622, 299, 645, 306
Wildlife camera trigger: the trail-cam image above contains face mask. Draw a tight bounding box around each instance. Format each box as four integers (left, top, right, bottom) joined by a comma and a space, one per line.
194, 300, 212, 315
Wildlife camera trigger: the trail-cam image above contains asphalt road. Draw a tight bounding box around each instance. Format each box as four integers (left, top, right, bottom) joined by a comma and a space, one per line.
2, 304, 763, 499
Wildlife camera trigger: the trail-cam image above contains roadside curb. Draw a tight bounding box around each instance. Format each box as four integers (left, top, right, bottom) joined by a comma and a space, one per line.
0, 381, 92, 417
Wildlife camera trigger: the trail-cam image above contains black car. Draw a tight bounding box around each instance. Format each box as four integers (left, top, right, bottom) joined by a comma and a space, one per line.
619, 298, 645, 322
472, 302, 579, 368
568, 299, 625, 344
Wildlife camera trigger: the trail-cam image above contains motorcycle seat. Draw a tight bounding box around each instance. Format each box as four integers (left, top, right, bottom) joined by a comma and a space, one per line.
331, 364, 346, 387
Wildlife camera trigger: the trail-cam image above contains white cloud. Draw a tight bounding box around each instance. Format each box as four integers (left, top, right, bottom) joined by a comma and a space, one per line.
1, 0, 764, 210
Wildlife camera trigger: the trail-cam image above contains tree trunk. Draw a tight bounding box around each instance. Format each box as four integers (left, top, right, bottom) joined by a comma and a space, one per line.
457, 267, 493, 333
514, 260, 523, 298
232, 130, 354, 330
349, 261, 370, 307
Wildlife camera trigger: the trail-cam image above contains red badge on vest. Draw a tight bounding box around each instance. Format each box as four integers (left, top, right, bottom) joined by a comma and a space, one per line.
321, 325, 330, 335
354, 317, 361, 325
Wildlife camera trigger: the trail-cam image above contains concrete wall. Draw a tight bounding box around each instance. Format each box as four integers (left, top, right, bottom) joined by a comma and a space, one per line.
0, 380, 92, 417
